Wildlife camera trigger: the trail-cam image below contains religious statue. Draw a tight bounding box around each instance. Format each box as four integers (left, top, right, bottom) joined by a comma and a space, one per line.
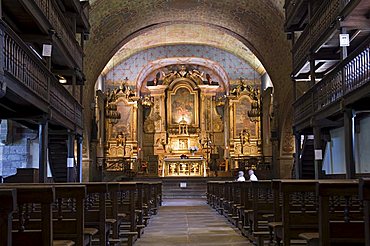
116, 131, 126, 146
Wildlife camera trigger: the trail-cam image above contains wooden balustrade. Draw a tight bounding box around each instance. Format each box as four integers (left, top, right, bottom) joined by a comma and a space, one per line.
294, 36, 370, 125
32, 0, 83, 68
292, 0, 355, 73
0, 20, 83, 129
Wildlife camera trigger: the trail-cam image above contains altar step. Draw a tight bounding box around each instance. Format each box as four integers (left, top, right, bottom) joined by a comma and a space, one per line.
133, 177, 231, 199
162, 178, 207, 198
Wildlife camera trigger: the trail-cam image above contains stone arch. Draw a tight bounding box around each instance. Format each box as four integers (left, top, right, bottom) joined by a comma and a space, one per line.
84, 0, 292, 176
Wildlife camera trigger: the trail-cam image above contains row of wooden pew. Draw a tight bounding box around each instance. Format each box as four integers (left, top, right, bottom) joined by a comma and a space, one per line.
0, 181, 162, 246
207, 179, 370, 246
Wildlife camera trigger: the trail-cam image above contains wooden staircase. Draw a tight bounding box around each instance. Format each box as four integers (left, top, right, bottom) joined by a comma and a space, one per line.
48, 133, 68, 182
300, 136, 315, 179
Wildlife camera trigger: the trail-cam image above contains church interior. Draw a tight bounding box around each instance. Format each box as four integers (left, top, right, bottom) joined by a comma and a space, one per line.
0, 0, 369, 245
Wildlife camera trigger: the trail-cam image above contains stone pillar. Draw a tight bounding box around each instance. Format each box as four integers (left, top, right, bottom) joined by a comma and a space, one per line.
38, 119, 48, 183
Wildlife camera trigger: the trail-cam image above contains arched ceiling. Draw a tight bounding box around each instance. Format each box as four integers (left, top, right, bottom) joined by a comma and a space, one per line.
102, 23, 265, 76
86, 0, 291, 91
84, 0, 293, 139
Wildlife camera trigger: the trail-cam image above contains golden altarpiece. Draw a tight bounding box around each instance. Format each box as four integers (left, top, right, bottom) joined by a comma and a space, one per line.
99, 65, 264, 177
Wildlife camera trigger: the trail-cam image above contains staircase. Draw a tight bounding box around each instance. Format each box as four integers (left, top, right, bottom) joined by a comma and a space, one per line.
133, 177, 233, 199
162, 178, 208, 199
48, 133, 68, 182
300, 137, 315, 179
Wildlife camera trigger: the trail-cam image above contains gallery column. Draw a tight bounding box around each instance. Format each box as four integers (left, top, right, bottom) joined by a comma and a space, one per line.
38, 117, 48, 183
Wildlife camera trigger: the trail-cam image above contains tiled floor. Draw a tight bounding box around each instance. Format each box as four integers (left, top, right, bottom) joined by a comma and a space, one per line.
135, 199, 253, 246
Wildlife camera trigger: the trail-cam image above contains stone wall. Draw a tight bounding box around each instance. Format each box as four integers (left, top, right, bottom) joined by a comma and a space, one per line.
0, 120, 38, 178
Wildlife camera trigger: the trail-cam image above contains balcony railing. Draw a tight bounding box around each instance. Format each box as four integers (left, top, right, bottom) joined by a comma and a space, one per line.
32, 0, 83, 68
0, 20, 83, 129
292, 0, 356, 74
294, 36, 370, 125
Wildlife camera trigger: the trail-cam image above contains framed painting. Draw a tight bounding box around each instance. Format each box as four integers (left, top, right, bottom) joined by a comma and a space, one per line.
168, 83, 198, 127
234, 96, 257, 138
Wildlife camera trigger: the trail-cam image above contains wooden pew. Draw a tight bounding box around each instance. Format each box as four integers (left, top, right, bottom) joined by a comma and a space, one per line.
239, 181, 253, 236
271, 180, 318, 246
317, 180, 364, 246
117, 182, 138, 246
267, 179, 283, 245
0, 189, 16, 246
299, 180, 365, 246
0, 186, 56, 246
1, 183, 90, 246
134, 182, 145, 237
359, 178, 370, 246
50, 185, 88, 246
83, 182, 110, 246
246, 180, 273, 244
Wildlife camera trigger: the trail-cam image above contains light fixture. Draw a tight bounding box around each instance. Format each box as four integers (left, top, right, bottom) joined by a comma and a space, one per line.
57, 75, 67, 84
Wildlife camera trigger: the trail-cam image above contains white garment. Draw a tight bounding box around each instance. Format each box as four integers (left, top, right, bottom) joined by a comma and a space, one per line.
249, 174, 258, 181
237, 176, 246, 182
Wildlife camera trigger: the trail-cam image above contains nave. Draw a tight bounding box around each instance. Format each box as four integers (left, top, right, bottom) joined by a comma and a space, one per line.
135, 199, 252, 246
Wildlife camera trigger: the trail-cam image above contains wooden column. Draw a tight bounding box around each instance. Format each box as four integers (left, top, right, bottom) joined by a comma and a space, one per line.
313, 126, 322, 179
294, 132, 301, 179
67, 131, 75, 182
76, 135, 83, 182
309, 55, 316, 86
344, 109, 355, 178
38, 118, 48, 183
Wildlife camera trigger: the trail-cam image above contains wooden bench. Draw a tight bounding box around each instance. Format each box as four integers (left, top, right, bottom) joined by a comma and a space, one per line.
83, 182, 111, 246
268, 180, 318, 246
360, 178, 370, 246
317, 180, 364, 246
116, 182, 138, 246
298, 180, 365, 246
1, 183, 92, 246
0, 186, 57, 245
0, 189, 16, 246
239, 181, 253, 236
247, 180, 273, 244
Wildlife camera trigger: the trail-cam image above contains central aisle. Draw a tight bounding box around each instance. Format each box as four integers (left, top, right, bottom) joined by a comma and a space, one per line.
135, 199, 253, 246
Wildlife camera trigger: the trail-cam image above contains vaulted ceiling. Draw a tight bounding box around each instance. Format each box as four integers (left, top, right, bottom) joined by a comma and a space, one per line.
84, 0, 293, 137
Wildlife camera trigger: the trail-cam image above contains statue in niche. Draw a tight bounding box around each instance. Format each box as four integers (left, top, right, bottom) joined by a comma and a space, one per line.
179, 65, 187, 77
116, 131, 126, 146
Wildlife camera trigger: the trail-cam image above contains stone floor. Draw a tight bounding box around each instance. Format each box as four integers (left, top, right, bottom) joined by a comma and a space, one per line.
135, 199, 254, 246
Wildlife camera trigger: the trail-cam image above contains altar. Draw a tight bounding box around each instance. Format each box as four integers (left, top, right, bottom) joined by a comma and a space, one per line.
163, 157, 206, 177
